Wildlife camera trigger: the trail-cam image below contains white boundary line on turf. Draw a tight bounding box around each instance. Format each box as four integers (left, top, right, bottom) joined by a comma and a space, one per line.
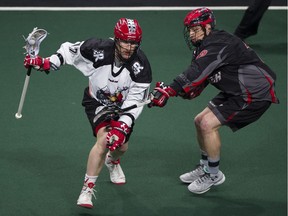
0, 6, 287, 11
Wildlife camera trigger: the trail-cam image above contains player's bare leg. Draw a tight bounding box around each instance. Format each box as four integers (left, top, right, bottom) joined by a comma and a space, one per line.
195, 107, 222, 160
86, 129, 128, 185
86, 128, 109, 176
109, 143, 128, 160
77, 125, 129, 207
195, 107, 213, 153
77, 127, 108, 208
187, 107, 225, 194
180, 107, 218, 183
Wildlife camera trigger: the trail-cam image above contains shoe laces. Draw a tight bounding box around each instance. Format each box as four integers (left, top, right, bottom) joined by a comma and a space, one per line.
83, 184, 97, 200
196, 172, 221, 184
190, 164, 203, 174
195, 173, 211, 184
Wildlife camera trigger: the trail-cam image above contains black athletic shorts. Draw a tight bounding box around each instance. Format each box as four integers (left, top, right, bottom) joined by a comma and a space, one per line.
208, 92, 271, 132
82, 87, 133, 139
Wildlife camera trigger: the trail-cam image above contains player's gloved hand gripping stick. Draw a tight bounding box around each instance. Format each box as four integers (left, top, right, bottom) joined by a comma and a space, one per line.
92, 99, 151, 151
15, 27, 48, 119
93, 99, 151, 126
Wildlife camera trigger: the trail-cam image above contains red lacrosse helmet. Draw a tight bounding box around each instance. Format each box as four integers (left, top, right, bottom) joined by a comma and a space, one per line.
114, 18, 142, 44
184, 7, 216, 29
183, 8, 216, 49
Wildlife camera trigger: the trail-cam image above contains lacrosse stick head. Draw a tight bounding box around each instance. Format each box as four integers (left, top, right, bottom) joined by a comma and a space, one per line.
23, 27, 48, 57
93, 105, 122, 125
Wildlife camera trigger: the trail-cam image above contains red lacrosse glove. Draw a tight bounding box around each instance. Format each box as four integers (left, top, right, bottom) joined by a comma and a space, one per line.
149, 82, 177, 107
106, 120, 131, 151
24, 54, 50, 71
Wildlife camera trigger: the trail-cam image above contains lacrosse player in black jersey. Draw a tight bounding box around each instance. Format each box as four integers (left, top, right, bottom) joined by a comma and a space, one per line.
149, 8, 279, 194
24, 18, 152, 208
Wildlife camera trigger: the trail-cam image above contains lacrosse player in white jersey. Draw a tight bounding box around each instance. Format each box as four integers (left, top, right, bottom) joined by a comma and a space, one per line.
24, 18, 152, 208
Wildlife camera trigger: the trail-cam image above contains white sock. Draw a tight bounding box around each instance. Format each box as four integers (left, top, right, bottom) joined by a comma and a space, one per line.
84, 174, 98, 185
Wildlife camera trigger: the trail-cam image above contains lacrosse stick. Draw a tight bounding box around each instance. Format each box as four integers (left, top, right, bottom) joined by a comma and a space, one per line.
121, 99, 151, 112
93, 99, 151, 124
15, 27, 48, 119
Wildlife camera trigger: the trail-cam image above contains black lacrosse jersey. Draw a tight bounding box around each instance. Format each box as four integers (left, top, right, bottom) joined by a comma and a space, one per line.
171, 30, 279, 104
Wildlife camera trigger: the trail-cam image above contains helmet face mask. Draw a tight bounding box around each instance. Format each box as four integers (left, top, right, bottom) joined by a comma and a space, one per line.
114, 18, 142, 62
183, 26, 206, 49
115, 39, 139, 61
183, 7, 216, 49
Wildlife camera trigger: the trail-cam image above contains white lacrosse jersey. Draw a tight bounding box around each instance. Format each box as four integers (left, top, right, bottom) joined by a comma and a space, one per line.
49, 38, 152, 127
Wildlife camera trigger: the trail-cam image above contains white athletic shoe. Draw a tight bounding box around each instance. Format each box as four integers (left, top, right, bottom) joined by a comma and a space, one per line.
179, 164, 206, 183
105, 154, 126, 184
188, 171, 226, 194
77, 183, 96, 208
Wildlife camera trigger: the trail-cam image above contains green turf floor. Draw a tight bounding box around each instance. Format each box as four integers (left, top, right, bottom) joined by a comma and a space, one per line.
0, 9, 286, 216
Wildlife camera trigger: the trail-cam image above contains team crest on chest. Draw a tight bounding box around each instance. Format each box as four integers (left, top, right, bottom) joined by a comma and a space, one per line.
196, 49, 208, 60
132, 61, 144, 76
93, 49, 104, 62
96, 86, 129, 105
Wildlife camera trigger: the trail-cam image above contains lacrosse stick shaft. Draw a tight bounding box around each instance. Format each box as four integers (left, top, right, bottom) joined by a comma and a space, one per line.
15, 27, 48, 119
15, 67, 32, 119
121, 99, 151, 112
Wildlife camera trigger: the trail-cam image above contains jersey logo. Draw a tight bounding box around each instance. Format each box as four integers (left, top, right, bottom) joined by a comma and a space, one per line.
93, 49, 104, 62
196, 49, 208, 60
96, 86, 129, 105
208, 71, 222, 83
132, 61, 144, 76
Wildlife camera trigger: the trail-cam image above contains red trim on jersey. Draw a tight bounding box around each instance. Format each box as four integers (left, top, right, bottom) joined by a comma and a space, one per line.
245, 88, 252, 104
191, 76, 208, 87
183, 75, 208, 93
226, 112, 236, 122
264, 75, 277, 103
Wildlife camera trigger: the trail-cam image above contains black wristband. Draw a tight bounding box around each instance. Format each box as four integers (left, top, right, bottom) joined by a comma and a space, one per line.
56, 53, 64, 65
